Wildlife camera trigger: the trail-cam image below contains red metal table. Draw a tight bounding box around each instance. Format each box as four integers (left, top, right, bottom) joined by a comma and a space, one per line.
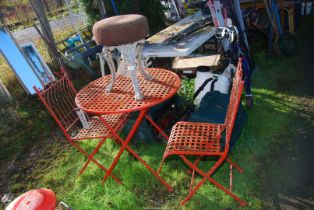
75, 68, 181, 191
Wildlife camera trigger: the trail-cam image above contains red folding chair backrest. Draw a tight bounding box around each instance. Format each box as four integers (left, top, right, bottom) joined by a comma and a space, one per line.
34, 73, 79, 133
224, 59, 244, 149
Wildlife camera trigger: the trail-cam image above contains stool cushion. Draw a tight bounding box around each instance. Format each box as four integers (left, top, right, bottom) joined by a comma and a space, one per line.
93, 14, 149, 46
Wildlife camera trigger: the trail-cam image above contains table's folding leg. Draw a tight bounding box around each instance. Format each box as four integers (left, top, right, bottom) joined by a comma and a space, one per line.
75, 117, 128, 178
145, 115, 169, 141
99, 110, 173, 192
99, 110, 147, 182
78, 137, 107, 176
69, 139, 122, 184
145, 115, 169, 175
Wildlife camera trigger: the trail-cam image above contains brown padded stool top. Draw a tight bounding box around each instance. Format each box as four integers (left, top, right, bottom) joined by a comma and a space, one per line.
93, 14, 149, 46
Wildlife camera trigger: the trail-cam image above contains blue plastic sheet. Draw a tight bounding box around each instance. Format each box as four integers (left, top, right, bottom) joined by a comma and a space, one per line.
0, 27, 44, 94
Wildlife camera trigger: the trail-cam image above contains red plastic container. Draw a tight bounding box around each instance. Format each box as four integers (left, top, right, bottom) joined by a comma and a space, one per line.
6, 188, 56, 210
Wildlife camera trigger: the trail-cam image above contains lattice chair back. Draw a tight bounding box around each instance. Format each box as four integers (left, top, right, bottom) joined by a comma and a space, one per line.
224, 58, 244, 148
34, 71, 79, 136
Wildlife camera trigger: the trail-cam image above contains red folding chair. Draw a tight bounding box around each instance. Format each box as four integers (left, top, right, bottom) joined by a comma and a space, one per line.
158, 59, 246, 206
33, 70, 128, 183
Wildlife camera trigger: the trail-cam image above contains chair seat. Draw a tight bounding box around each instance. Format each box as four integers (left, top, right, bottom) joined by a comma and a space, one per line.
73, 114, 127, 140
163, 122, 223, 159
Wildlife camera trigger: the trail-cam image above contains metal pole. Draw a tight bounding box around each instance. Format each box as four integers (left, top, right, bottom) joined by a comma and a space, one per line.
29, 0, 59, 60
110, 0, 119, 15
0, 77, 12, 101
97, 0, 107, 19
233, 0, 250, 51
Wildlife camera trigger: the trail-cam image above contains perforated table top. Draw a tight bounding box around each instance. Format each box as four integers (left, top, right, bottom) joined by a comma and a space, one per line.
75, 68, 181, 115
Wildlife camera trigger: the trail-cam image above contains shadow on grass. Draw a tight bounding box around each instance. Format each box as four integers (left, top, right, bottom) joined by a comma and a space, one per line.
1, 82, 305, 210
2, 16, 314, 209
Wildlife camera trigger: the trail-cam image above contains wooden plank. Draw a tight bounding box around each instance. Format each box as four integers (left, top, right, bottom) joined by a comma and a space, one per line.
172, 54, 220, 70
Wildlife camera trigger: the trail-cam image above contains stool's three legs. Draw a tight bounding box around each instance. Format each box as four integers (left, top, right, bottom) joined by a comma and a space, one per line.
100, 47, 116, 92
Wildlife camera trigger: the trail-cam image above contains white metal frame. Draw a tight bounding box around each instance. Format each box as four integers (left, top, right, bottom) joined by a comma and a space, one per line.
98, 39, 152, 100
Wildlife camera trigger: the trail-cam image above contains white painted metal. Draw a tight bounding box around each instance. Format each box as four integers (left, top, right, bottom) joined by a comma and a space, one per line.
99, 40, 152, 100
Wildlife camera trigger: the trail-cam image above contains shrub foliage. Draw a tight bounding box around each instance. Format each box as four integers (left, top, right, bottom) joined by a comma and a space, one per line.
79, 0, 166, 34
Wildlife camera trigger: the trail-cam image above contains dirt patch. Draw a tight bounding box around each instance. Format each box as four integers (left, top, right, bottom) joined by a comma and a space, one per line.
261, 16, 314, 209
0, 130, 66, 207
262, 121, 314, 209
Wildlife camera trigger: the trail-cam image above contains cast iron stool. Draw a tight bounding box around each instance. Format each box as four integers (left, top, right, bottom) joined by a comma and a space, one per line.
93, 14, 152, 100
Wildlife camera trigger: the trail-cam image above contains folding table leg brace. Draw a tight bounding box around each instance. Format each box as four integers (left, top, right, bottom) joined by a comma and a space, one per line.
68, 139, 122, 184
78, 137, 107, 176
98, 109, 173, 192
76, 117, 127, 177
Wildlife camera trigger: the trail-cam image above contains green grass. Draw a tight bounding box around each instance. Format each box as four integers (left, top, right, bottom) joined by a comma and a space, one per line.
0, 51, 302, 209
1, 15, 313, 210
